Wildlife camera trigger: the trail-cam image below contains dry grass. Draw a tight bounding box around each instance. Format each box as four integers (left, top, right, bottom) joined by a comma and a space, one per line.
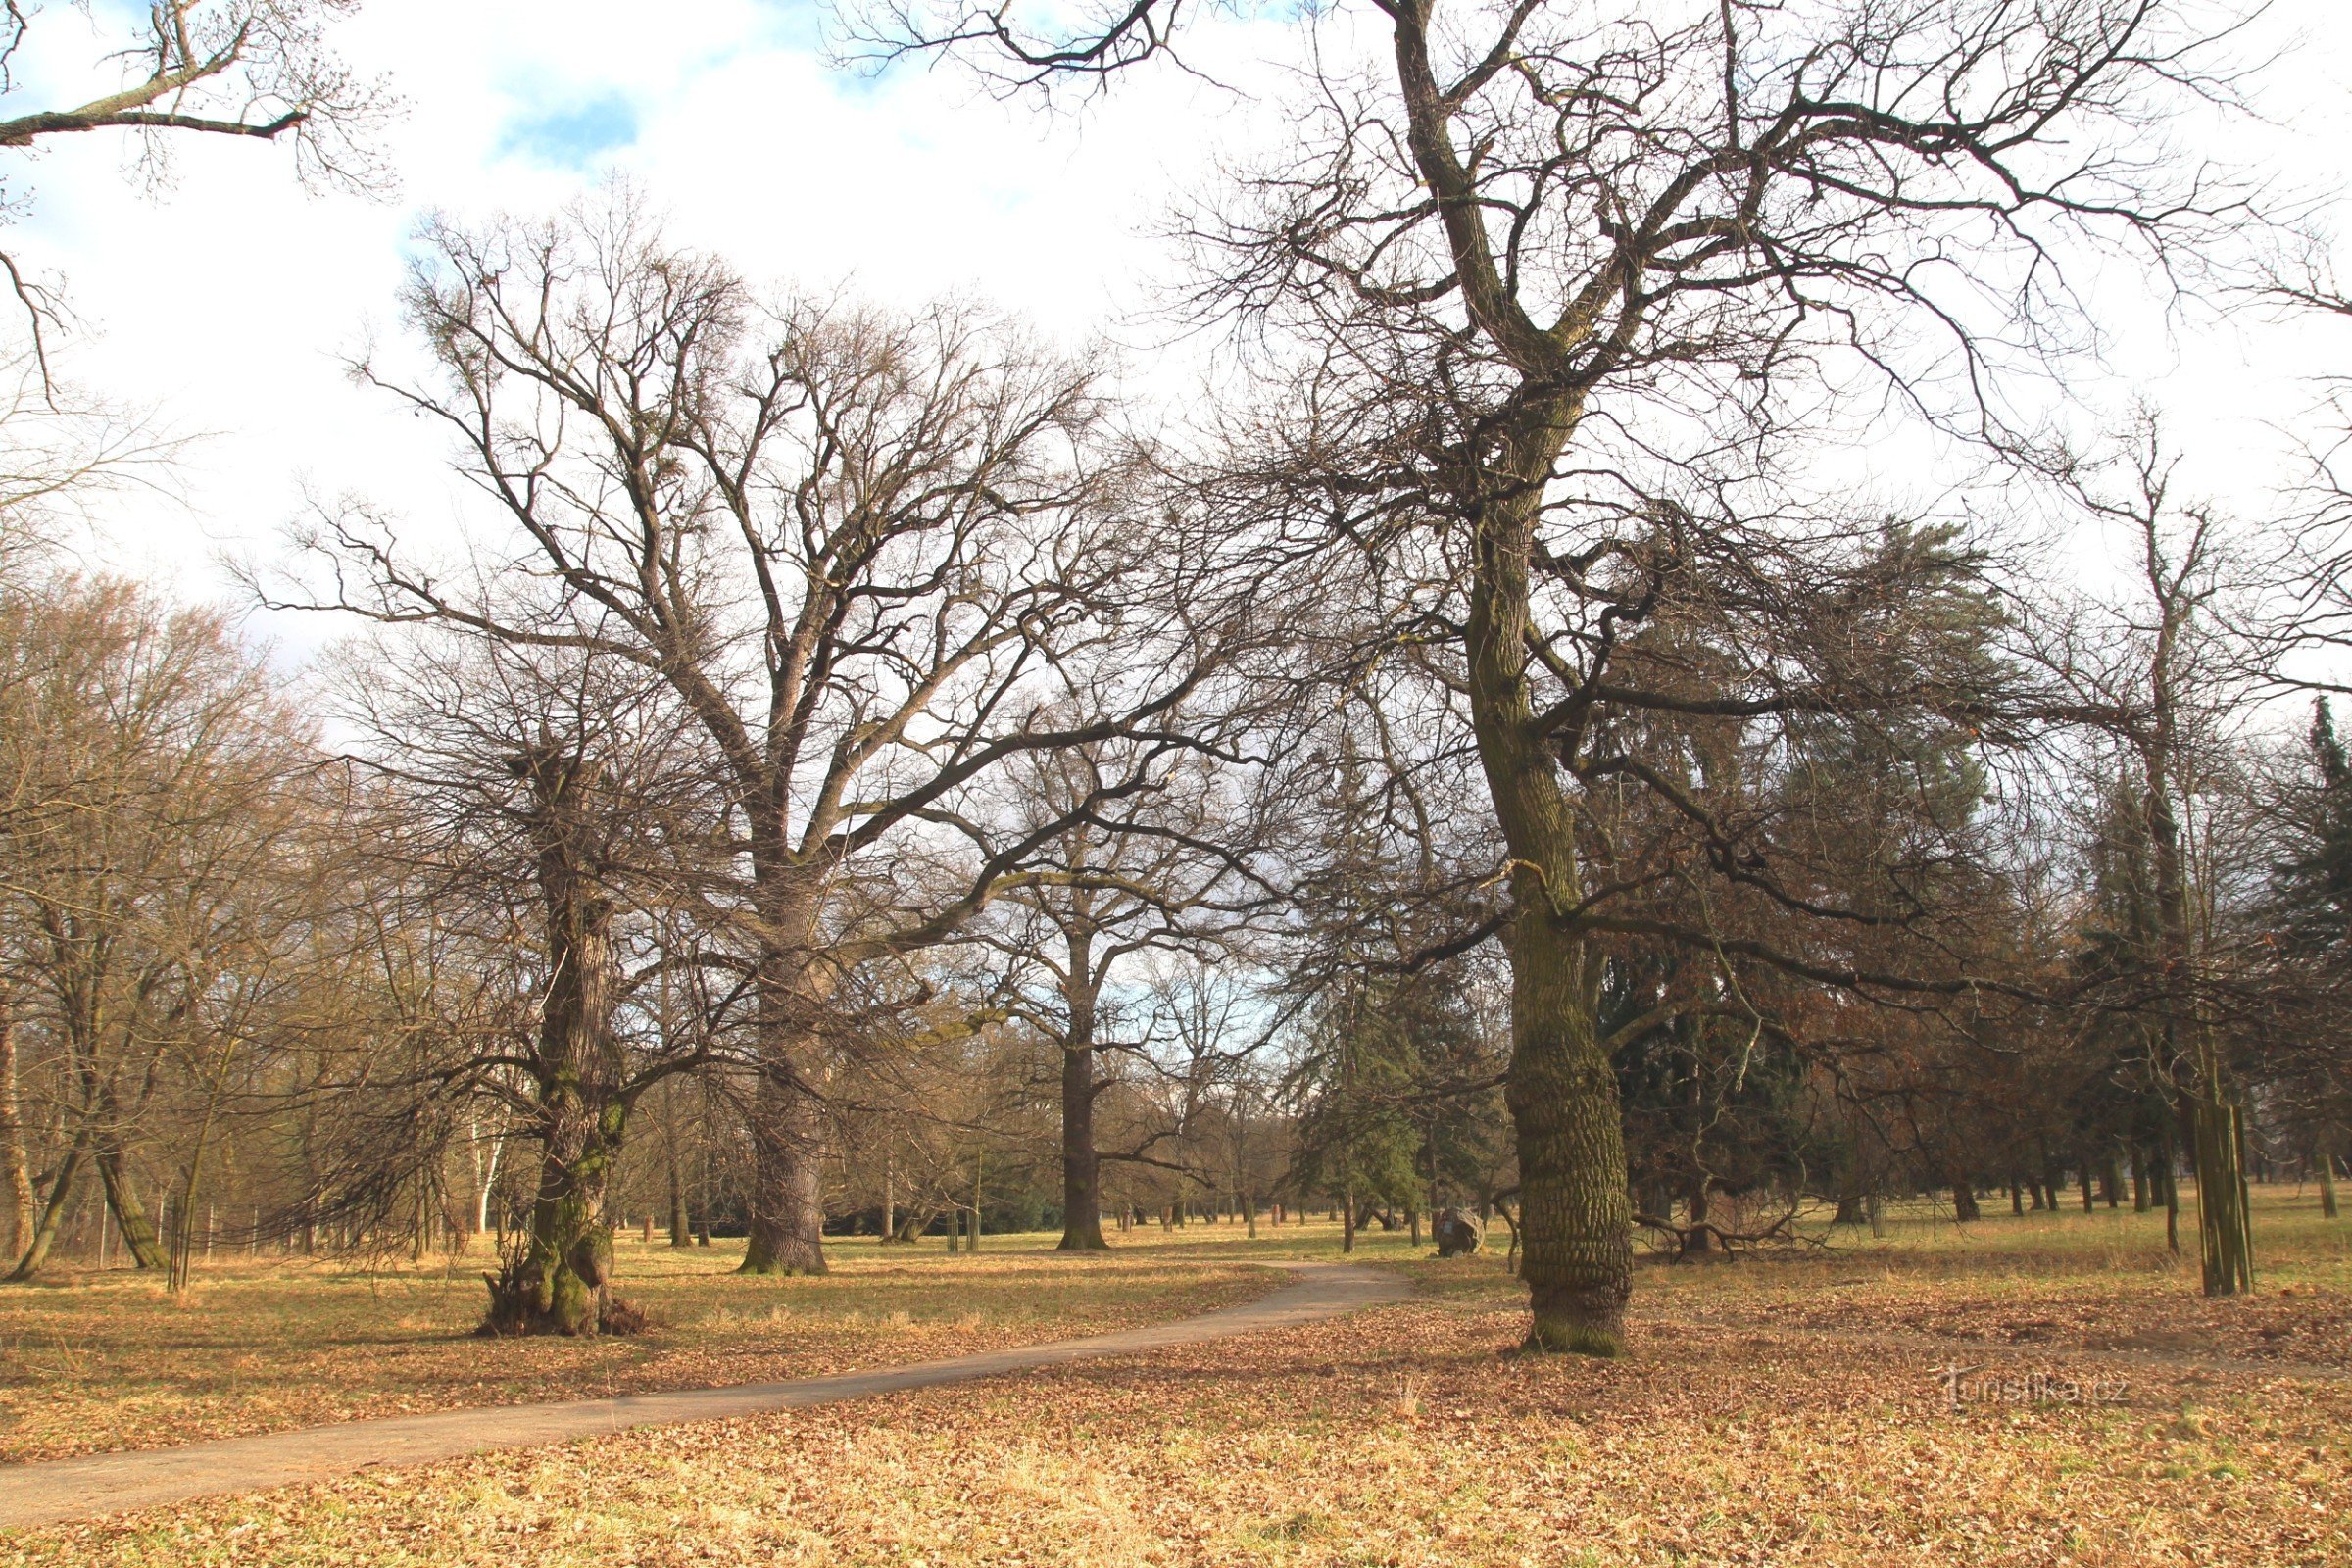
5, 1192, 2350, 1565
0, 1232, 1271, 1464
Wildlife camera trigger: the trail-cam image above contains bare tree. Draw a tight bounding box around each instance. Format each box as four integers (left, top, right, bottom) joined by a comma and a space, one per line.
0, 576, 312, 1280
973, 739, 1267, 1249
268, 194, 1240, 1275
875, 0, 2259, 1352
329, 631, 720, 1332
2034, 421, 2271, 1295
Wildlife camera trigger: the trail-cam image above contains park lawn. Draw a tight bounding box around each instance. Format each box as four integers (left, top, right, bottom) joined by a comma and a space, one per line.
0, 1233, 1274, 1464
1624, 1188, 2352, 1373
9, 1192, 2349, 1566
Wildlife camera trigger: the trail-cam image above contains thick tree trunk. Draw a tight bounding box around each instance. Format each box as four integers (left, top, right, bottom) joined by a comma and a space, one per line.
1057, 950, 1107, 1251
1951, 1177, 1980, 1224
1461, 416, 1634, 1355
742, 1067, 828, 1275
484, 745, 633, 1334
739, 871, 832, 1276
1504, 909, 1633, 1351
1680, 1174, 1717, 1256
492, 1096, 625, 1337
2319, 1138, 2339, 1220
1057, 1044, 1107, 1250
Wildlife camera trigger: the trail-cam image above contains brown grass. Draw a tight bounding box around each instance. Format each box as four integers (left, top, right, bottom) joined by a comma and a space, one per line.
0, 1233, 1271, 1464
4, 1191, 2349, 1565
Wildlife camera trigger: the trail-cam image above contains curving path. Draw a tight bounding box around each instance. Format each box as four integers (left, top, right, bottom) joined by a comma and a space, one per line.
0, 1259, 1402, 1532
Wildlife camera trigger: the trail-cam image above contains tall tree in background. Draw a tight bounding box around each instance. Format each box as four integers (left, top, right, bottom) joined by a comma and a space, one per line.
2043, 426, 2264, 1295
979, 740, 1264, 1250
274, 198, 1236, 1276
0, 577, 309, 1279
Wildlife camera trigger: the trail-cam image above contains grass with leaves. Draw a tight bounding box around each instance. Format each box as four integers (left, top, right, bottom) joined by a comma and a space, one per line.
0, 1232, 1271, 1464
5, 1190, 2350, 1565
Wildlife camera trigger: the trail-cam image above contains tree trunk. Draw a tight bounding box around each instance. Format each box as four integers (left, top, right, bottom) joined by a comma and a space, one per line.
7, 1122, 88, 1280
2161, 1127, 2181, 1254
2189, 1094, 2253, 1297
0, 983, 32, 1259
1680, 1177, 1718, 1257
1951, 1177, 1980, 1224
505, 1098, 623, 1335
1055, 934, 1109, 1251
484, 744, 632, 1334
742, 1067, 828, 1275
1056, 1052, 1106, 1251
1467, 441, 1633, 1353
968, 1155, 983, 1252
666, 1124, 692, 1249
95, 1146, 167, 1270
2319, 1138, 2339, 1221
1503, 910, 1633, 1351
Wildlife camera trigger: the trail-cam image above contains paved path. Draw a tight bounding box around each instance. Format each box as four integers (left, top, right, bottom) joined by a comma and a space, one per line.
0, 1260, 1402, 1533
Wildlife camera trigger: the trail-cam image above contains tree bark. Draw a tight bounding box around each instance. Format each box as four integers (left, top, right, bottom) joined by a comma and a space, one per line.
1501, 907, 1633, 1351
0, 983, 31, 1258
665, 1090, 692, 1249
6, 1122, 87, 1280
95, 1145, 167, 1270
508, 1095, 623, 1335
1057, 940, 1108, 1250
484, 745, 631, 1335
1057, 1041, 1107, 1250
741, 1065, 827, 1275
2189, 1093, 2254, 1296
2319, 1136, 2339, 1221
740, 872, 832, 1276
1464, 405, 1633, 1356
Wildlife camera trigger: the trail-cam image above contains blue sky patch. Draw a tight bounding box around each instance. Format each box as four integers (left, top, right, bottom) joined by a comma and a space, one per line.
498, 91, 641, 169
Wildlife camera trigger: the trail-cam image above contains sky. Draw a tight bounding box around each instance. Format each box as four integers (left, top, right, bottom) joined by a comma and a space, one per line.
0, 0, 1296, 629
5, 0, 2352, 659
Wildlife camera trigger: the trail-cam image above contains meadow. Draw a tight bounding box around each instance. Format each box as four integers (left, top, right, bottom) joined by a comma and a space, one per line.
2, 1190, 2345, 1565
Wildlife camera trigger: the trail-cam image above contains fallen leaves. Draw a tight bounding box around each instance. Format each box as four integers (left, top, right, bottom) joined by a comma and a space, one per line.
0, 1239, 1270, 1464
